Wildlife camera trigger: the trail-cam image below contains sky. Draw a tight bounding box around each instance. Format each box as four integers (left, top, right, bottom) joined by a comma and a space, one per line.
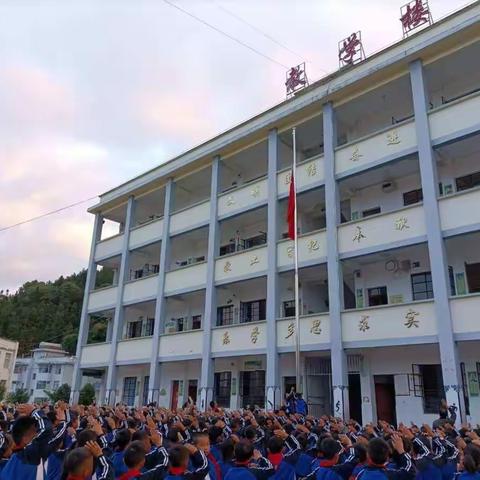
0, 0, 472, 292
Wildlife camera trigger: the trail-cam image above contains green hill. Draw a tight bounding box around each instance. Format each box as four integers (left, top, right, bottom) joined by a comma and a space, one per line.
0, 268, 112, 355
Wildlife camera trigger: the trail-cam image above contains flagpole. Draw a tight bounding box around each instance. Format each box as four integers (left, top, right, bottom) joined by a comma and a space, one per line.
292, 127, 301, 395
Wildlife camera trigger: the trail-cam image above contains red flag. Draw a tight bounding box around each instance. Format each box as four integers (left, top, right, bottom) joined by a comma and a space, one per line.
287, 172, 295, 240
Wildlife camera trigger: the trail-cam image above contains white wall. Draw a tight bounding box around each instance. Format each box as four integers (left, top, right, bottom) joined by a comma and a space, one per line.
216, 278, 267, 320
347, 172, 422, 221
157, 360, 201, 409
169, 231, 208, 269
437, 151, 480, 194
351, 247, 431, 306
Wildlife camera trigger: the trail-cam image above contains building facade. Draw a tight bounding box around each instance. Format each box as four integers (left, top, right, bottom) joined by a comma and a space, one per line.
0, 337, 18, 395
73, 2, 480, 425
12, 343, 74, 403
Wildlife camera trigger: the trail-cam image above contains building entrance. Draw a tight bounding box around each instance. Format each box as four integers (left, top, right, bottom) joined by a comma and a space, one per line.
240, 370, 265, 408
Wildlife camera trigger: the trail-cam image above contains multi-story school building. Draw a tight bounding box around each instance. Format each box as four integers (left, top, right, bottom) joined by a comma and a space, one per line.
72, 2, 480, 425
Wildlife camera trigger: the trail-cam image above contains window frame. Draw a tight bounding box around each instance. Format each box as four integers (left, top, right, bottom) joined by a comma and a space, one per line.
217, 305, 234, 326
240, 299, 266, 323
122, 376, 137, 406
456, 171, 480, 192
403, 188, 423, 206
411, 272, 434, 301
367, 286, 388, 306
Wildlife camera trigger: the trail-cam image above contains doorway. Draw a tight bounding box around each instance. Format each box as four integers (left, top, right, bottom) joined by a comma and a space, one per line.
466, 262, 480, 293
305, 357, 332, 417
188, 379, 198, 404
284, 376, 297, 398
171, 380, 180, 410
240, 370, 265, 408
348, 373, 362, 424
214, 372, 232, 407
374, 375, 397, 426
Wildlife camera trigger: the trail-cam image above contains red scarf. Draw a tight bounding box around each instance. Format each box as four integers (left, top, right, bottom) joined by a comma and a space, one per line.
169, 466, 186, 476
208, 452, 223, 480
118, 469, 142, 480
320, 458, 338, 468
268, 452, 284, 470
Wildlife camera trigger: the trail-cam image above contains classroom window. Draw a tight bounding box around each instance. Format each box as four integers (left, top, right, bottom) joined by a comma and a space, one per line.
240, 299, 266, 323
418, 364, 444, 414
217, 306, 234, 326
192, 315, 202, 330
367, 286, 388, 306
411, 272, 433, 300
127, 320, 143, 339
362, 207, 381, 218
283, 301, 295, 317
214, 372, 231, 408
403, 188, 423, 206
122, 377, 137, 405
456, 171, 480, 192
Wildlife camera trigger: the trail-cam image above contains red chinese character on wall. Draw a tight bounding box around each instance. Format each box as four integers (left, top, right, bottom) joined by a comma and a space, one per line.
400, 0, 432, 36
285, 63, 308, 97
338, 32, 364, 67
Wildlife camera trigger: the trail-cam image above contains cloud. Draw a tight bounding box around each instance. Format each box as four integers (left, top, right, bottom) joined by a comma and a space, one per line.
0, 64, 76, 136
0, 0, 470, 292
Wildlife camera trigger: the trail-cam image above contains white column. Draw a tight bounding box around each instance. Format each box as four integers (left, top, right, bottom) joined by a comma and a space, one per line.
323, 102, 349, 419
148, 180, 173, 404
199, 157, 220, 411
105, 196, 134, 405
266, 128, 280, 409
70, 213, 103, 403
409, 60, 464, 423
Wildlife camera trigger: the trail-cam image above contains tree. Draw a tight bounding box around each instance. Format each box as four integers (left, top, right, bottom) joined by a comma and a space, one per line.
0, 383, 5, 402
0, 270, 86, 355
62, 333, 78, 355
45, 383, 71, 403
79, 383, 96, 405
6, 388, 29, 403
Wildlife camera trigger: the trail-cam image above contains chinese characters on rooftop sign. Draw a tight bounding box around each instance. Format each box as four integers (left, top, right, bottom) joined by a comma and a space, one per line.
338, 31, 365, 68
285, 63, 308, 98
282, 2, 434, 92
400, 0, 432, 37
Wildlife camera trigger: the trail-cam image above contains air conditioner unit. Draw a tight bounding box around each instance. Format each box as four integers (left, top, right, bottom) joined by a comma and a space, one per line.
354, 270, 361, 278
382, 181, 396, 192
411, 261, 420, 269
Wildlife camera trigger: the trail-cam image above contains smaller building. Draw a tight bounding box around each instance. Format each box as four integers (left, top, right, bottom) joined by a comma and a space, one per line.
12, 342, 74, 403
0, 337, 18, 395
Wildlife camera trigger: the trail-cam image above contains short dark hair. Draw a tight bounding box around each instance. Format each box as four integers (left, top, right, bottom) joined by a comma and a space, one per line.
368, 438, 390, 465
114, 429, 132, 450
208, 426, 223, 443
353, 443, 367, 463
320, 438, 342, 460
132, 430, 149, 442
124, 441, 147, 468
234, 441, 254, 463
464, 445, 480, 474
169, 445, 189, 468
76, 429, 98, 447
63, 447, 91, 476
167, 427, 180, 443
11, 417, 36, 445
244, 426, 257, 441
267, 436, 284, 454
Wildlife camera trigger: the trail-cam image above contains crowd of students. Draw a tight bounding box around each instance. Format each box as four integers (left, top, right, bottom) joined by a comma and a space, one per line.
0, 398, 479, 480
